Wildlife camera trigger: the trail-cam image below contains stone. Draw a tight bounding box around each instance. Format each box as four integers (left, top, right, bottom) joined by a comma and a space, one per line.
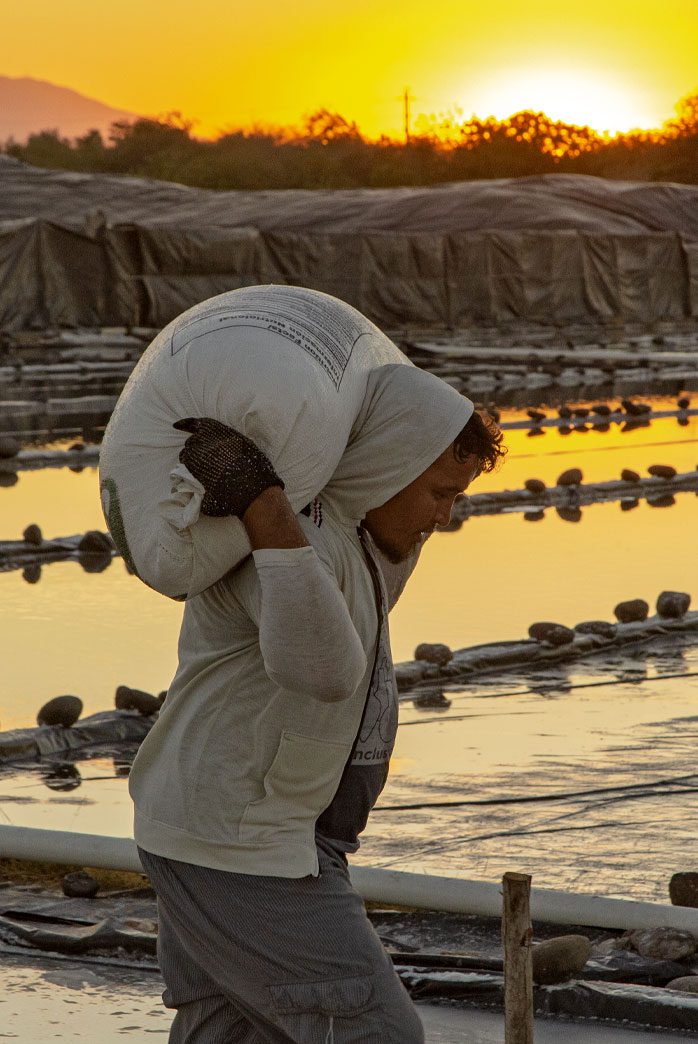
414, 643, 453, 667
527, 409, 546, 422
648, 464, 677, 480
670, 872, 698, 908
532, 935, 592, 985
77, 530, 115, 554
527, 427, 545, 438
115, 685, 161, 716
558, 405, 572, 419
678, 416, 690, 427
574, 620, 617, 638
620, 498, 639, 512
621, 469, 640, 483
528, 621, 564, 641
22, 564, 41, 584
0, 435, 20, 459
572, 407, 590, 418
623, 399, 652, 416
666, 976, 698, 993
22, 523, 42, 546
557, 468, 582, 486
0, 471, 18, 487
62, 870, 99, 899
614, 599, 649, 623
37, 695, 83, 728
628, 927, 697, 962
592, 404, 612, 416
592, 423, 610, 433
523, 510, 545, 522
542, 624, 576, 646
524, 478, 546, 495
68, 441, 85, 452
558, 425, 571, 436
656, 591, 691, 619
678, 396, 691, 410
556, 507, 582, 523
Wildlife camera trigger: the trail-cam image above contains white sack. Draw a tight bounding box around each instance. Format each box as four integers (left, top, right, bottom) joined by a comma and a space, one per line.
99, 284, 411, 598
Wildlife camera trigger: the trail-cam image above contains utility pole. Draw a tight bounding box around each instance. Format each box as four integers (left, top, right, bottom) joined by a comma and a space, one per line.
401, 86, 416, 143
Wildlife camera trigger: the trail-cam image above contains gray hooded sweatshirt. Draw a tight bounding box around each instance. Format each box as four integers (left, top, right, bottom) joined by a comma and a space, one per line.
130, 365, 473, 877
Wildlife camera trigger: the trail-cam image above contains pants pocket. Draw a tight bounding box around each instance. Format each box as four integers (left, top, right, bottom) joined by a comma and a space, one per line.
267, 973, 383, 1043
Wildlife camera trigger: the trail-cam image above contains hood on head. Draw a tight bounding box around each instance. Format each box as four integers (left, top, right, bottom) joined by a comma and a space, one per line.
321, 364, 474, 523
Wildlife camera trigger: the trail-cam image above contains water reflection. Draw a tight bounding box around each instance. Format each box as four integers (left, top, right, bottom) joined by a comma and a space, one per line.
79, 551, 113, 574
647, 494, 676, 508
43, 763, 82, 792
113, 752, 135, 777
411, 688, 451, 712
556, 506, 582, 523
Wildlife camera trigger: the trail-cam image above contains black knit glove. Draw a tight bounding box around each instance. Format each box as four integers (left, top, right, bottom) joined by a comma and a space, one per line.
173, 417, 284, 518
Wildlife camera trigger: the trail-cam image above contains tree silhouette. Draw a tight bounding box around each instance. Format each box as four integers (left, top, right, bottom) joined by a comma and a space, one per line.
4, 92, 698, 188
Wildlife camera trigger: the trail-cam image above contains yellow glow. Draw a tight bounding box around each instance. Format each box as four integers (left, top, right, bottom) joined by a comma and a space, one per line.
474, 68, 653, 134
1, 0, 697, 139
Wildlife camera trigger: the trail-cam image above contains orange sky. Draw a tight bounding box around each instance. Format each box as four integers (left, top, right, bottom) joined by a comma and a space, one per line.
2, 1, 697, 138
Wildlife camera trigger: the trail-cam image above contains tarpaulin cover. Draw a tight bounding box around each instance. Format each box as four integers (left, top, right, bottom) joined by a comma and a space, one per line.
2, 155, 698, 329
0, 711, 154, 763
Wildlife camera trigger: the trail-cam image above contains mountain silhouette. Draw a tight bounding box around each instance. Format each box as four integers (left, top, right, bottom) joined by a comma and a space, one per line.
0, 76, 140, 142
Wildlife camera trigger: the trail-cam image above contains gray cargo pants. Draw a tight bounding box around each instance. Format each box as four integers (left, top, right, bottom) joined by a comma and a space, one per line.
138, 843, 425, 1044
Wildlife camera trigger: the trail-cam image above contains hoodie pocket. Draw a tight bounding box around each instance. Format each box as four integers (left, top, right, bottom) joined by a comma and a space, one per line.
239, 730, 351, 844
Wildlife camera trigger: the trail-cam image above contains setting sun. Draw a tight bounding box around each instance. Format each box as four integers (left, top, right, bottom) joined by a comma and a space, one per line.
473, 68, 654, 135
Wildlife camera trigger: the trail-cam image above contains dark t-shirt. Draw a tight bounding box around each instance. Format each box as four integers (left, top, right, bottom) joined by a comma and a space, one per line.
315, 526, 398, 854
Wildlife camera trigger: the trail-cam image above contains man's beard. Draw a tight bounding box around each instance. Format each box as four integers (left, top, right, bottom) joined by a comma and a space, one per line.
369, 530, 418, 564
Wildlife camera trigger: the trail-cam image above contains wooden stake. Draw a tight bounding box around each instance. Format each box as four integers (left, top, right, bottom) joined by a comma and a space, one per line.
502, 872, 534, 1043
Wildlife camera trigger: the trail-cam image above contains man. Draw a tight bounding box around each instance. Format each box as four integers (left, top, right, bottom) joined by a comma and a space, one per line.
130, 363, 505, 1042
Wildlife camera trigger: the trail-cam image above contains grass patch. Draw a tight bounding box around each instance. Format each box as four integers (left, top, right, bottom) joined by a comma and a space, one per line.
0, 858, 149, 891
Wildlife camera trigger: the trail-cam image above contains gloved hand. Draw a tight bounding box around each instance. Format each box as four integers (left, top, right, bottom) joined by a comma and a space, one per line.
173, 417, 284, 518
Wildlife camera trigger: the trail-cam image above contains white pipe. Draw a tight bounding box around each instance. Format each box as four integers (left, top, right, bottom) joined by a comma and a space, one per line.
0, 825, 143, 875
2, 825, 697, 934
348, 866, 698, 932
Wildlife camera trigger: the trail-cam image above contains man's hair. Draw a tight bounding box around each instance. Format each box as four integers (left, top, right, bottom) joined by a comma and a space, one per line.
453, 409, 506, 474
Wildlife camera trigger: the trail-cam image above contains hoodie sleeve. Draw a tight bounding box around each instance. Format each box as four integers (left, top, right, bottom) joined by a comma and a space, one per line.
238, 545, 368, 702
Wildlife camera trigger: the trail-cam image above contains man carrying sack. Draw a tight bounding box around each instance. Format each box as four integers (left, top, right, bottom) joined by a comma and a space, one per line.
130, 363, 505, 1042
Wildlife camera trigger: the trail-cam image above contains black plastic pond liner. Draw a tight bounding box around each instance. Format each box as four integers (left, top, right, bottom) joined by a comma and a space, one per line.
582, 952, 694, 987
0, 913, 157, 956
533, 979, 698, 1033
388, 948, 691, 987
398, 968, 698, 1032
0, 711, 154, 763
1, 887, 697, 1033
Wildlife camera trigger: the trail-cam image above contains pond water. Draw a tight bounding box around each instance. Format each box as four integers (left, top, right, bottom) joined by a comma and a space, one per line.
1, 398, 697, 901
